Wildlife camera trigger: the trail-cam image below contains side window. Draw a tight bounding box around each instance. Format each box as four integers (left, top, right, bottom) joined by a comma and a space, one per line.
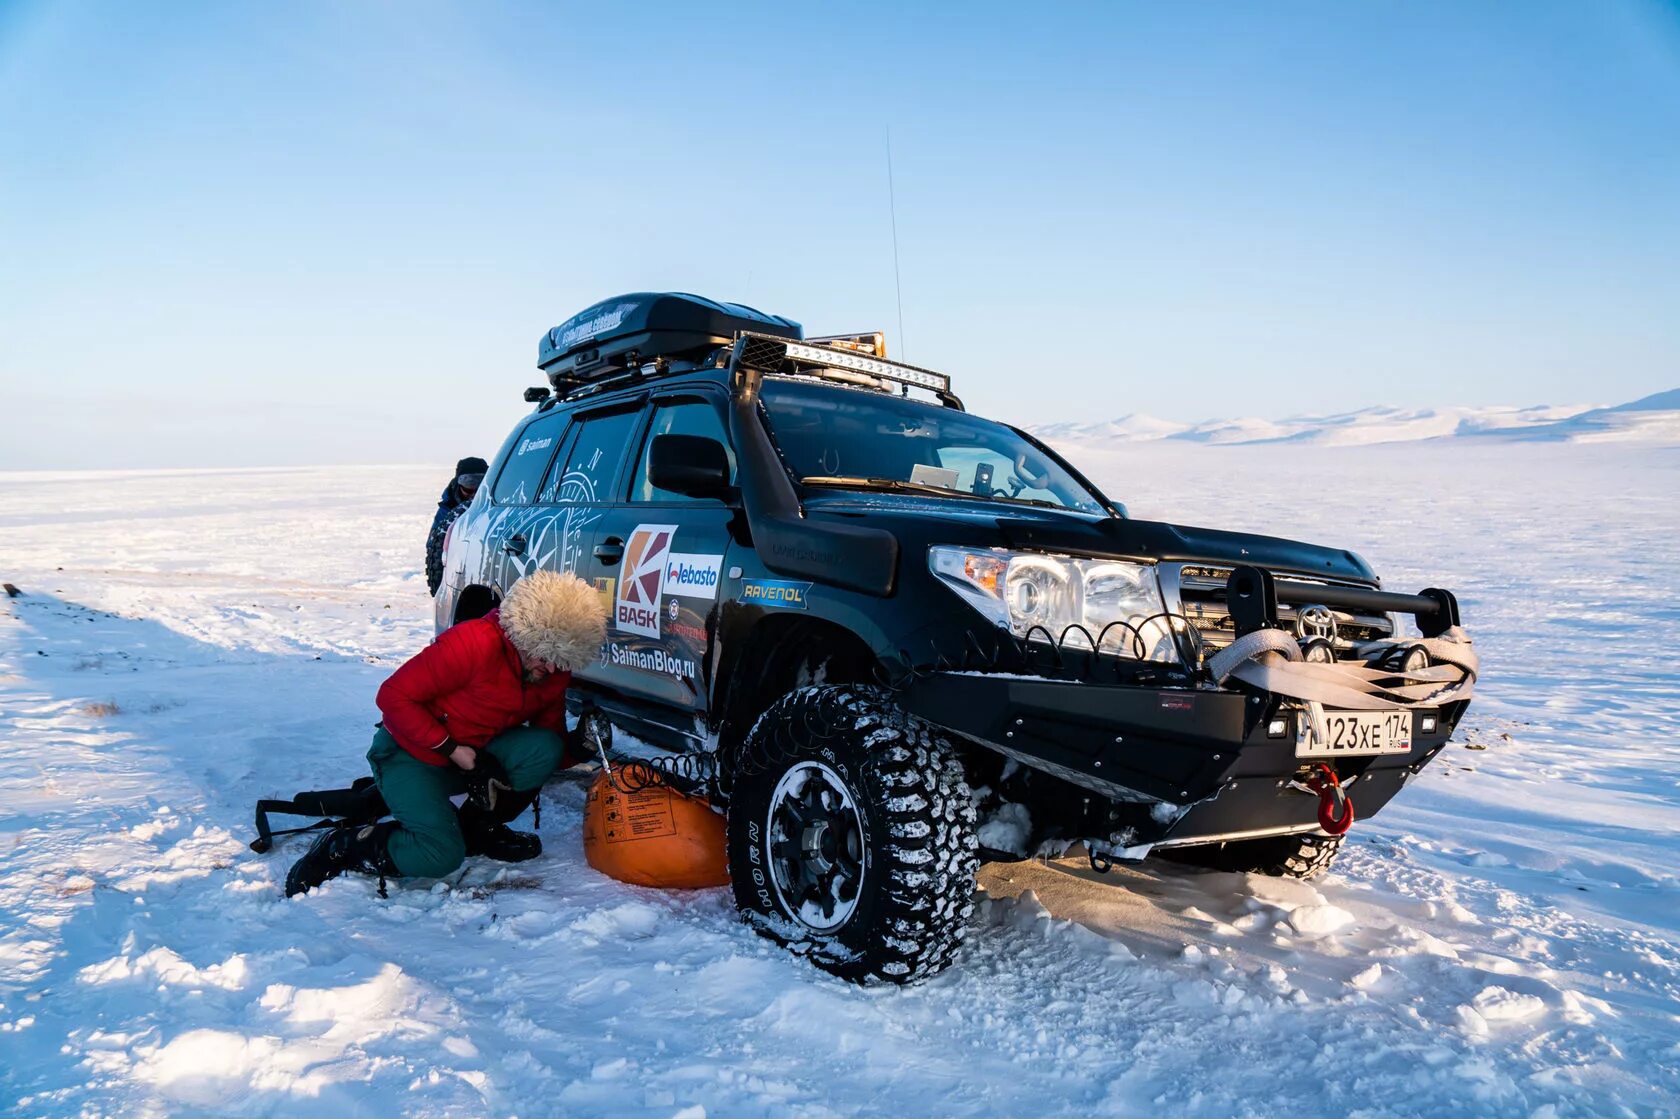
492, 413, 567, 505
546, 408, 642, 504
630, 398, 736, 502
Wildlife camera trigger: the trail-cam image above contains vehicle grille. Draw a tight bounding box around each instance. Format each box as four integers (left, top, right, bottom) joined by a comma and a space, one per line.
1168, 563, 1395, 650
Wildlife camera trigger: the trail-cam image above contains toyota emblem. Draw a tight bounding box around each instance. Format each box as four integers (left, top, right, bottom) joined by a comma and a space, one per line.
1295, 604, 1337, 641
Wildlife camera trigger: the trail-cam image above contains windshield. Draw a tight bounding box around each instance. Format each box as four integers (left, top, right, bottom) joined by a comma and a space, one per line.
759, 378, 1108, 514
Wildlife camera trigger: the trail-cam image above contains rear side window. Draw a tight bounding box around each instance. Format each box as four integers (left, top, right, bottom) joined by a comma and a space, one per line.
492, 413, 567, 504
546, 408, 641, 504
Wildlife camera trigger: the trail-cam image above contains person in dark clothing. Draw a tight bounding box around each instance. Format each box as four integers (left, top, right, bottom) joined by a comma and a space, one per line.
426, 456, 488, 595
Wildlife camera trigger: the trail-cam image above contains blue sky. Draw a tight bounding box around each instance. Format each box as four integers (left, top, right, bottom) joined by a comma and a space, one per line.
2, 1, 1678, 468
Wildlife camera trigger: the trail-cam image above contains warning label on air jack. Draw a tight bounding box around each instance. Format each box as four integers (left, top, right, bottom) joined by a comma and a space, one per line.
601, 787, 678, 843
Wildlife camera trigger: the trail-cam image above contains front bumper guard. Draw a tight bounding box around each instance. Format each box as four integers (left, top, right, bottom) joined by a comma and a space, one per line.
897, 672, 1468, 846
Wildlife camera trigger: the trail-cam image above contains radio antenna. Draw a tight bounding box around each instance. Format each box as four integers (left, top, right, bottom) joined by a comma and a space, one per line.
886, 126, 907, 359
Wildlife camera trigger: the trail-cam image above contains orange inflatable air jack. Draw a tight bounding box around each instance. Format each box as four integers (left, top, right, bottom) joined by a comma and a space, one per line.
582, 770, 730, 889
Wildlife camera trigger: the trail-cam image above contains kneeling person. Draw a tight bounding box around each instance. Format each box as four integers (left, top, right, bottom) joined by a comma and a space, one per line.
287, 570, 607, 896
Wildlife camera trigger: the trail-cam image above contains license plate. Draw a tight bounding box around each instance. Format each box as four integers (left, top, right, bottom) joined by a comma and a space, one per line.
1297, 710, 1412, 758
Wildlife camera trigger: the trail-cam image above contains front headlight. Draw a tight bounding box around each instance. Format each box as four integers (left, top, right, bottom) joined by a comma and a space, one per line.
930, 545, 1173, 660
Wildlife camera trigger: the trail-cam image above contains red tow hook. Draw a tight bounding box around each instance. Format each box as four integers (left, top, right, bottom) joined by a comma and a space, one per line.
1304, 763, 1355, 836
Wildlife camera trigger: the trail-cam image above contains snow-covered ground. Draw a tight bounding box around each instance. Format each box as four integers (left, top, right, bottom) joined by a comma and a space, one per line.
2, 443, 1677, 1118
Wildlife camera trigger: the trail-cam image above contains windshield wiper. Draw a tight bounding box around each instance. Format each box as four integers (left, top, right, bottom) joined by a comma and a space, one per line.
991, 493, 1069, 511
801, 476, 961, 499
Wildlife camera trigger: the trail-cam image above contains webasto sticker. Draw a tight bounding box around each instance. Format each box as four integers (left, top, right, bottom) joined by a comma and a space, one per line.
607, 642, 697, 681
661, 552, 723, 600
740, 579, 811, 609
615, 523, 677, 638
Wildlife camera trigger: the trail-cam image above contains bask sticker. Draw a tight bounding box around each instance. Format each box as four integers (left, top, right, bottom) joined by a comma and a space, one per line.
615, 524, 678, 638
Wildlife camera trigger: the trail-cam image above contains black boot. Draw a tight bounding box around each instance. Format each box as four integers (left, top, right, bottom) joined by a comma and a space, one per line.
459, 790, 542, 863
285, 820, 400, 897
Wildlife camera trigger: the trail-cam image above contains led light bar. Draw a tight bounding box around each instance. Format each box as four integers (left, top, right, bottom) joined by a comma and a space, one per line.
739, 331, 952, 395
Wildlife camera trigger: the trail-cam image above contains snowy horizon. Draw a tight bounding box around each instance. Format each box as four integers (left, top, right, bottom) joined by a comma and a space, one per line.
0, 386, 1675, 479
1035, 386, 1680, 449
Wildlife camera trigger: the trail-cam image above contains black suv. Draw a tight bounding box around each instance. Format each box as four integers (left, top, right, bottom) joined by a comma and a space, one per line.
437, 292, 1476, 983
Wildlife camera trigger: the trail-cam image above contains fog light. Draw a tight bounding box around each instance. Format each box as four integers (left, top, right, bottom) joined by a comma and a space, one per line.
1400, 645, 1431, 674
1301, 637, 1336, 664
1420, 714, 1439, 733
1267, 716, 1290, 738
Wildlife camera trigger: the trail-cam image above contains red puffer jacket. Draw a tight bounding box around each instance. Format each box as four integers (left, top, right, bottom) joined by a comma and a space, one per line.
376, 610, 572, 767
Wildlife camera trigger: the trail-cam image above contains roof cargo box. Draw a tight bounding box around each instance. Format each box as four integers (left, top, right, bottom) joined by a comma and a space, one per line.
538, 292, 801, 387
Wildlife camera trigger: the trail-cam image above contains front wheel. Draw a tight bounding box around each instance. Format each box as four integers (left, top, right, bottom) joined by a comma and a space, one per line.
726, 686, 980, 984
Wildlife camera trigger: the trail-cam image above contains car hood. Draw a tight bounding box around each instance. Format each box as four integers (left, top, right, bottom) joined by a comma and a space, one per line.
800, 489, 1377, 583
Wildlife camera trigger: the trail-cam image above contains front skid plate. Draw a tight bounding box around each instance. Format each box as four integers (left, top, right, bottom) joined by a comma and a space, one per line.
897, 672, 1454, 844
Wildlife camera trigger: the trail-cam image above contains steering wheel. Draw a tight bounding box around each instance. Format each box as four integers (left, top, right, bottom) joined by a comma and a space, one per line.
1013, 452, 1052, 490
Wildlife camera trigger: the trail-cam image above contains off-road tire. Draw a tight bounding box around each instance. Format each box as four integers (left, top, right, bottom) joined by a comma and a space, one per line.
726, 685, 980, 984
1157, 832, 1343, 880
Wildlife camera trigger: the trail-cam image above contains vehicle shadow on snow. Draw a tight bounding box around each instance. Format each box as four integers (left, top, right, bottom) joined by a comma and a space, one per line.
981, 850, 1260, 947
0, 591, 436, 1113
0, 589, 392, 829
975, 846, 1389, 997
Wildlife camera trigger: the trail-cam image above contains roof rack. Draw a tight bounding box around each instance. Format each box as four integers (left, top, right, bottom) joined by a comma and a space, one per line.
732, 331, 963, 410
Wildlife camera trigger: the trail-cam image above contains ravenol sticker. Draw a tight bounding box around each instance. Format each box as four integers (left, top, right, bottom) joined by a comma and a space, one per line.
616, 523, 677, 638
740, 579, 811, 610
662, 552, 723, 600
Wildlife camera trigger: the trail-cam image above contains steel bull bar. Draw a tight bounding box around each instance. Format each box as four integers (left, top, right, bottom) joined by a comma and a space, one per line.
1224, 564, 1462, 639
896, 568, 1468, 847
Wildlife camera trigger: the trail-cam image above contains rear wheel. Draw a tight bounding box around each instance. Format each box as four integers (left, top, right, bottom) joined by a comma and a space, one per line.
726, 686, 980, 984
1157, 832, 1343, 880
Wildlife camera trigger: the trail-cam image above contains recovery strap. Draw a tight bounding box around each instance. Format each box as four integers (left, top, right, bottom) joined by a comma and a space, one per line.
1205, 626, 1478, 751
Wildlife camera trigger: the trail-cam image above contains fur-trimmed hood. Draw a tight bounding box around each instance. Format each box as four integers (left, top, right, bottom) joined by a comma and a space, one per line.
497, 570, 607, 672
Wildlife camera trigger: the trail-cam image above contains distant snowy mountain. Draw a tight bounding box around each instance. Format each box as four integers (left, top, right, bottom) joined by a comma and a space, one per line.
1035, 389, 1680, 447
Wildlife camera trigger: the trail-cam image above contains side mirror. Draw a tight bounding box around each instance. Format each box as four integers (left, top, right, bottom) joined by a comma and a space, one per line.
648, 434, 731, 500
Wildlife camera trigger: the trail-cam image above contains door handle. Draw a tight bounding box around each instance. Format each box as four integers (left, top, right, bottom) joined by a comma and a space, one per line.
594, 537, 625, 565
503, 534, 528, 557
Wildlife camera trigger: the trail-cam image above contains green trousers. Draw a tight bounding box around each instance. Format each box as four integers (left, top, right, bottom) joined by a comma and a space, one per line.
366, 726, 565, 879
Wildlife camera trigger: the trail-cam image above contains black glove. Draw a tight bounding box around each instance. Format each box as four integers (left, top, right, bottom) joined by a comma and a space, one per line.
463, 751, 513, 813
563, 719, 588, 761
